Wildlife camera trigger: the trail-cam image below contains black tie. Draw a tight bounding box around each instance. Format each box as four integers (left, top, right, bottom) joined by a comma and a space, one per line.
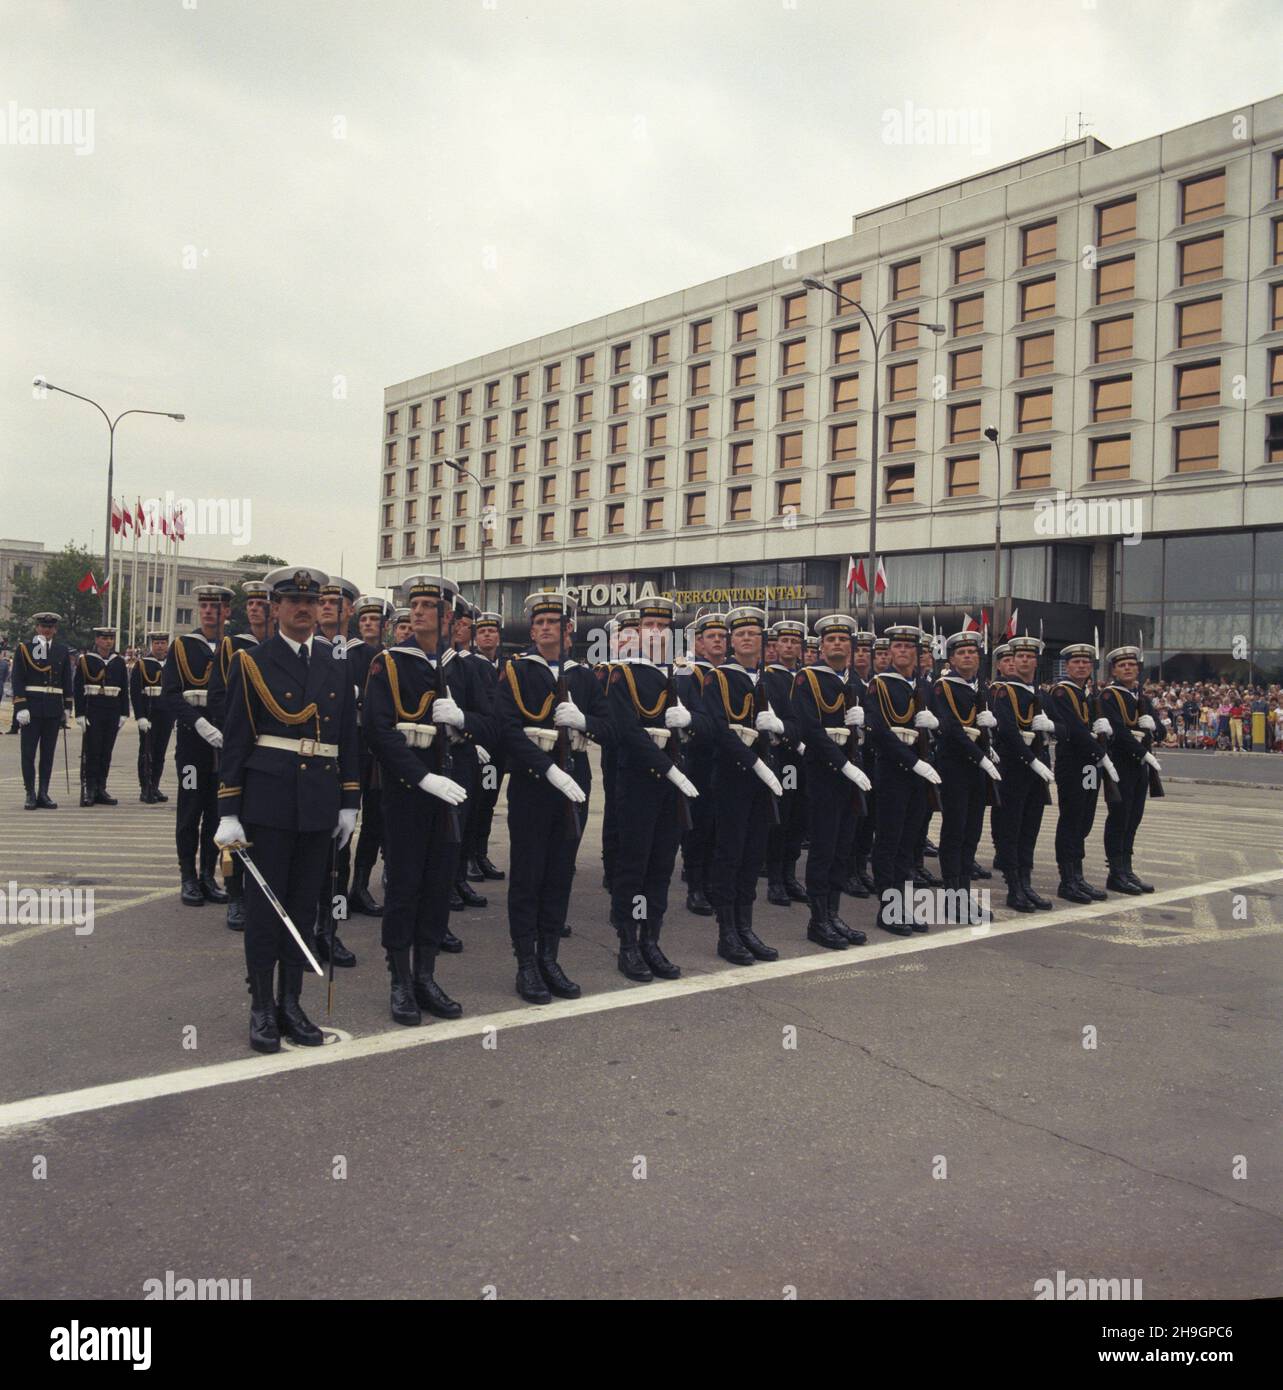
298, 642, 310, 676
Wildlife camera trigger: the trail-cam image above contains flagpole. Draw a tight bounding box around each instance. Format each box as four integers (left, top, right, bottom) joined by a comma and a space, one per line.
130, 499, 140, 649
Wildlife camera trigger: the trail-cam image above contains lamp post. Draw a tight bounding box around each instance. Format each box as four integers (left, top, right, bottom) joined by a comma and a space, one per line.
802, 281, 943, 629
983, 426, 1009, 649
34, 378, 185, 622
444, 456, 491, 610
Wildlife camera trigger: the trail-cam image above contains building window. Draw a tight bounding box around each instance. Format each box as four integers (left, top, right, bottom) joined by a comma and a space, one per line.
458, 388, 472, 416
828, 472, 856, 510
404, 498, 418, 525
735, 305, 758, 341
645, 456, 665, 489
456, 423, 471, 450
429, 495, 442, 521
949, 401, 981, 443
575, 353, 595, 386
544, 362, 561, 393
782, 291, 808, 329
779, 385, 804, 421
605, 503, 625, 535
542, 401, 558, 431
538, 513, 554, 544
833, 326, 860, 364
886, 413, 916, 454
509, 517, 524, 545
642, 498, 664, 531
777, 432, 803, 468
432, 396, 446, 423
884, 464, 915, 505
402, 531, 416, 558
691, 319, 712, 354
688, 404, 709, 439
484, 381, 499, 409
427, 527, 440, 553
1271, 283, 1282, 331
406, 466, 419, 492
607, 462, 626, 493
482, 451, 497, 478
612, 342, 631, 375
1021, 220, 1057, 267
609, 382, 629, 415
513, 372, 529, 402
887, 361, 917, 402
1181, 170, 1225, 224
951, 346, 982, 390
684, 492, 707, 527
1097, 196, 1137, 247
647, 414, 668, 447
689, 361, 711, 396
892, 259, 920, 301
1267, 413, 1283, 463
572, 467, 590, 498
651, 329, 670, 364
1174, 422, 1219, 472
1016, 389, 1053, 433
952, 294, 984, 337
730, 440, 754, 474
1177, 297, 1222, 348
1018, 332, 1054, 377
890, 312, 918, 351
1094, 316, 1133, 363
481, 484, 495, 512
649, 373, 669, 405
453, 524, 467, 552
608, 422, 627, 455
454, 489, 468, 518
571, 508, 588, 538
1092, 376, 1132, 422
776, 478, 801, 514
1015, 446, 1052, 490
1270, 349, 1283, 398
539, 475, 556, 505
482, 417, 497, 444
1179, 234, 1223, 286
381, 535, 392, 560
686, 447, 708, 482
385, 441, 398, 467
947, 455, 979, 497
510, 480, 525, 508
512, 407, 528, 437
1274, 219, 1283, 266
542, 437, 559, 466
1276, 152, 1283, 200
1091, 436, 1131, 482
431, 429, 444, 456
387, 409, 399, 435
954, 241, 985, 284
408, 438, 422, 465
382, 502, 394, 527
510, 443, 527, 472
733, 351, 756, 386
573, 430, 591, 461
732, 396, 755, 431
1020, 276, 1056, 321
576, 392, 593, 422
410, 403, 423, 429
830, 423, 858, 461
1176, 361, 1220, 411
832, 374, 859, 412
727, 486, 752, 521
429, 463, 443, 489
834, 274, 861, 313
781, 339, 806, 375
1096, 256, 1135, 305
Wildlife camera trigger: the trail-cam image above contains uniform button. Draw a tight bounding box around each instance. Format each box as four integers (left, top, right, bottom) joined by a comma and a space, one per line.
300, 763, 307, 770
285, 691, 293, 698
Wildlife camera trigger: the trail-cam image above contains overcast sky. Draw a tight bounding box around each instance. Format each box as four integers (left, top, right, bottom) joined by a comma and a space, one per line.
3, 0, 1281, 597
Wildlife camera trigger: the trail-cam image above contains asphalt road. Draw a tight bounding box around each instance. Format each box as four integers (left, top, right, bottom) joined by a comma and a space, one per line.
1, 722, 1280, 1300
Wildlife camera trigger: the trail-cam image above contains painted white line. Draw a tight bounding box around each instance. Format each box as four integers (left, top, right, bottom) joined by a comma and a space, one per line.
3, 866, 1282, 1132
0, 888, 176, 947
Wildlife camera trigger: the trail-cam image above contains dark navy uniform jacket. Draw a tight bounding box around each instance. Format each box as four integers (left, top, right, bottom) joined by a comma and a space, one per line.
209, 632, 261, 727
498, 652, 612, 793
699, 661, 768, 774
1046, 678, 1103, 771
217, 633, 361, 833
762, 662, 804, 752
607, 657, 679, 780
73, 651, 130, 720
12, 639, 72, 718
791, 663, 853, 779
162, 631, 218, 730
930, 675, 988, 768
1098, 682, 1152, 766
129, 654, 168, 719
865, 670, 923, 770
989, 679, 1049, 771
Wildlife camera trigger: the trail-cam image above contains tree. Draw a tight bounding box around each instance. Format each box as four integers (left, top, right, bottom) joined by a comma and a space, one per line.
237, 553, 287, 567
2, 544, 116, 651
228, 554, 283, 630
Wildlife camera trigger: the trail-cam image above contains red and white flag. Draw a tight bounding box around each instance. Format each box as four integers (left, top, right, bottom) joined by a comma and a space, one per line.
77, 569, 98, 594
173, 508, 186, 542
120, 497, 132, 533
135, 498, 145, 530
849, 556, 888, 596
1005, 608, 1019, 639
964, 609, 988, 633
111, 499, 124, 534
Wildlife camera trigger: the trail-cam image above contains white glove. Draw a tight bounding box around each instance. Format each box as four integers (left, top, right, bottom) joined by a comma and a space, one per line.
796, 742, 806, 755
841, 762, 872, 792
752, 760, 783, 796
912, 759, 942, 785
664, 702, 691, 730
979, 756, 1002, 781
194, 716, 223, 748
475, 744, 491, 765
1030, 758, 1054, 784
137, 718, 151, 732
1138, 714, 1156, 732
118, 716, 126, 729
214, 815, 247, 848
1143, 752, 1162, 772
1032, 713, 1056, 734
431, 695, 466, 728
665, 765, 699, 798
913, 710, 939, 730
16, 708, 30, 726
76, 715, 87, 731
755, 709, 784, 735
545, 764, 587, 803
553, 700, 586, 731
1100, 755, 1119, 782
333, 807, 357, 848
844, 704, 863, 727
976, 710, 997, 729
1092, 718, 1112, 736
418, 772, 467, 804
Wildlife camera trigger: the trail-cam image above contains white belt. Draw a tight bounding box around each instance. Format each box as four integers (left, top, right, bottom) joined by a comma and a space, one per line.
1131, 730, 1146, 742
827, 727, 851, 746
144, 685, 162, 697
964, 727, 983, 742
1020, 731, 1036, 745
256, 733, 339, 757
183, 689, 208, 706
731, 724, 758, 747
891, 727, 918, 745
24, 684, 63, 694
645, 727, 671, 748
396, 722, 436, 749
524, 727, 557, 751
82, 684, 103, 696
569, 731, 589, 753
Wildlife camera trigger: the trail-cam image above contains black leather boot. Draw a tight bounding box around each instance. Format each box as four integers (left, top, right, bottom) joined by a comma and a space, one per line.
199, 873, 229, 905
439, 927, 463, 953
538, 933, 582, 998
225, 897, 246, 931
1004, 873, 1035, 913
94, 783, 118, 806
315, 927, 356, 968
782, 861, 808, 902
715, 906, 754, 965
685, 868, 713, 916
736, 903, 779, 961
474, 853, 505, 881
913, 859, 941, 888
349, 867, 383, 916
1057, 863, 1092, 904
806, 895, 847, 950
1075, 861, 1108, 901
842, 872, 870, 898
1106, 860, 1143, 894
388, 948, 422, 1026
615, 917, 654, 981
640, 918, 681, 979
276, 965, 324, 1045
970, 859, 992, 880
1124, 857, 1154, 893
80, 778, 94, 807
140, 786, 156, 803
766, 878, 792, 907
24, 789, 37, 810
1021, 871, 1053, 911
923, 837, 939, 858
455, 879, 487, 908
876, 882, 914, 936
36, 784, 57, 809
857, 860, 877, 894
247, 969, 280, 1054
465, 857, 486, 882
828, 890, 866, 945
449, 884, 466, 910
414, 946, 462, 1018
516, 951, 552, 1004
152, 785, 169, 802
180, 869, 205, 907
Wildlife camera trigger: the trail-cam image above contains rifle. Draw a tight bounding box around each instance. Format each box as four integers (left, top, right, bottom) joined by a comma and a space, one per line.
1139, 689, 1166, 799
1029, 689, 1054, 806
665, 648, 694, 834
554, 597, 583, 838
914, 675, 943, 814
753, 630, 781, 826
1091, 690, 1123, 806
435, 598, 462, 844
976, 680, 1001, 810
141, 664, 154, 795
841, 674, 869, 817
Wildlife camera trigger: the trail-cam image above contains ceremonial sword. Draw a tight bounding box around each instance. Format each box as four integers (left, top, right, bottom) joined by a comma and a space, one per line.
223, 844, 325, 976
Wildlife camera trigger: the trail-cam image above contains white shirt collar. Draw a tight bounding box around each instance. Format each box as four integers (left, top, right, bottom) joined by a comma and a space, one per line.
939, 674, 978, 690
279, 634, 314, 658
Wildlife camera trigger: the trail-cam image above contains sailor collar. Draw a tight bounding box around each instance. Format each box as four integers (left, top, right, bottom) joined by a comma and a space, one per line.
517, 652, 578, 674
813, 664, 847, 680
721, 662, 758, 680
938, 673, 978, 691
1005, 679, 1036, 694
617, 655, 660, 671
1106, 682, 1137, 694
390, 643, 454, 668
873, 671, 916, 686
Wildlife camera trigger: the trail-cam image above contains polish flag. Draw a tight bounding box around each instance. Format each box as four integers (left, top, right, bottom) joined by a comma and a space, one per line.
111, 498, 124, 534
1005, 608, 1019, 639
77, 569, 98, 594
850, 557, 888, 596
136, 498, 146, 530
964, 609, 988, 633
120, 498, 132, 533
173, 509, 186, 542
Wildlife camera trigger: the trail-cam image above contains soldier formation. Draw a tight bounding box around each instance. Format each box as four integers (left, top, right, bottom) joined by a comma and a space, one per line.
9, 588, 1165, 1053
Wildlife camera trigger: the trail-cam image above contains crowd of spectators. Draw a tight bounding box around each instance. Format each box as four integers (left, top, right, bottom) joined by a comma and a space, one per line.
1134, 681, 1282, 751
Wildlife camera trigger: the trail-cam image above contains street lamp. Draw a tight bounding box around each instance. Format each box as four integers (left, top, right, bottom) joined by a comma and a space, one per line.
444, 456, 492, 611
34, 377, 185, 621
983, 426, 1010, 652
802, 280, 944, 629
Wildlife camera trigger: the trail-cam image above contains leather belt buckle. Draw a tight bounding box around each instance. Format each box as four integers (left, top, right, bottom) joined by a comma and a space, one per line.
298, 738, 318, 757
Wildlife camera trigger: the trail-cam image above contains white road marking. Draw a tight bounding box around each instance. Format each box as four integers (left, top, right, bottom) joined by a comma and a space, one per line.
2, 866, 1281, 1132
0, 888, 176, 947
